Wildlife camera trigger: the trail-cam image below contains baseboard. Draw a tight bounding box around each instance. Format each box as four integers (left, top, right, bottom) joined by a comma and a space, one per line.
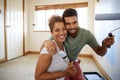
24, 51, 39, 55
78, 53, 92, 58
0, 59, 6, 64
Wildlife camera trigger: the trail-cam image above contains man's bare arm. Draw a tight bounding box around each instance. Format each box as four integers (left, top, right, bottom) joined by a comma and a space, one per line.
94, 36, 114, 56
40, 40, 57, 54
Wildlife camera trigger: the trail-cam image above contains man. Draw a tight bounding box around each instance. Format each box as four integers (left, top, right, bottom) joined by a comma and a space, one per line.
43, 8, 114, 61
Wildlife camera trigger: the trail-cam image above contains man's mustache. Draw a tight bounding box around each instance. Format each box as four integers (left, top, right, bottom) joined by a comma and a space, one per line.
68, 28, 76, 30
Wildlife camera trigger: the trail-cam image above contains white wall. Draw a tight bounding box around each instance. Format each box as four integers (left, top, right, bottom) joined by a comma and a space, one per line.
94, 0, 120, 79
25, 0, 50, 52
26, 0, 96, 52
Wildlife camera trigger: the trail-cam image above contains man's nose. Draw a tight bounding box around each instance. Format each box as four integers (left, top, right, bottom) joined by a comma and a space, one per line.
69, 23, 75, 28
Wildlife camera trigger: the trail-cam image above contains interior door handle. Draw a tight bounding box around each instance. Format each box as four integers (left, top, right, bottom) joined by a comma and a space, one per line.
6, 26, 10, 28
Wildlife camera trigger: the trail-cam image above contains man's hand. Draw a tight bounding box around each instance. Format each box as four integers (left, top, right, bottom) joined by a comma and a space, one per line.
102, 35, 115, 48
43, 40, 57, 55
94, 35, 114, 56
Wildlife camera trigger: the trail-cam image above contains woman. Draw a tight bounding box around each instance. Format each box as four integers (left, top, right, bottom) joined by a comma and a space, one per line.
35, 15, 77, 80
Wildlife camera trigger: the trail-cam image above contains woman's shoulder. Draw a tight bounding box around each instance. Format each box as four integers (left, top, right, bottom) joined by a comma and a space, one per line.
40, 47, 52, 59
40, 47, 49, 54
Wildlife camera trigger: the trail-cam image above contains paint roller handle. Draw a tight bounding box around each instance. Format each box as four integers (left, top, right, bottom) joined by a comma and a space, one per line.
107, 33, 113, 48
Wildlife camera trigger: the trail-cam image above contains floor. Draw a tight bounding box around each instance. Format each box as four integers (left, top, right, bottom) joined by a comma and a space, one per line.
0, 54, 102, 80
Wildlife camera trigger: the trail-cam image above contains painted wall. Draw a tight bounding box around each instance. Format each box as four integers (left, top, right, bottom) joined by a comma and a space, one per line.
94, 0, 120, 79
26, 0, 95, 53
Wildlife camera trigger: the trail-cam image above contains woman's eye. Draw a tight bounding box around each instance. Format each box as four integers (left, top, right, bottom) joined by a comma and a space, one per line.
55, 29, 59, 32
63, 27, 67, 30
63, 28, 66, 30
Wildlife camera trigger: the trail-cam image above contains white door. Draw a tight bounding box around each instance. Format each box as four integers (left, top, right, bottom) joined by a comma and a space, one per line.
0, 0, 5, 59
6, 0, 23, 60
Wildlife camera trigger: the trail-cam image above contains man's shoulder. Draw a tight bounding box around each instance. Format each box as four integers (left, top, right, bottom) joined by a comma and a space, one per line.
78, 28, 90, 35
79, 28, 89, 32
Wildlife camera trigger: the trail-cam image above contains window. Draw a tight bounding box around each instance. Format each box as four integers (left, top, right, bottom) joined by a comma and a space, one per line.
34, 2, 88, 31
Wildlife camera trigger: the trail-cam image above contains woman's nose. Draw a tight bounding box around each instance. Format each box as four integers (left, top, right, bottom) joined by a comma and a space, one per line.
59, 30, 65, 34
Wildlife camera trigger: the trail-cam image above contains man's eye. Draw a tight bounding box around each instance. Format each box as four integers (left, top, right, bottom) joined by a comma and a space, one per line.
73, 21, 77, 24
66, 23, 70, 25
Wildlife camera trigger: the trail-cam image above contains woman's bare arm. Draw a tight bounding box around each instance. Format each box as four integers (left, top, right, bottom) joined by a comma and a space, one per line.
35, 54, 66, 80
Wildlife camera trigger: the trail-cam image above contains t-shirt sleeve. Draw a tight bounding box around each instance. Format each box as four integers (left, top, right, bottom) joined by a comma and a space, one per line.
87, 31, 100, 49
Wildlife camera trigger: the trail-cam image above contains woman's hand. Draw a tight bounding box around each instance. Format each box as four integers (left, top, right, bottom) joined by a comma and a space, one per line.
64, 62, 77, 77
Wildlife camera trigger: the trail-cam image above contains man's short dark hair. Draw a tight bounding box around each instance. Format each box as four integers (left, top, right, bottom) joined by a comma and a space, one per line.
62, 8, 78, 22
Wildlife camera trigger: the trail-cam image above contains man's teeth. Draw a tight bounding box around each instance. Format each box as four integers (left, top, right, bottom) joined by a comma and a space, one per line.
70, 30, 75, 33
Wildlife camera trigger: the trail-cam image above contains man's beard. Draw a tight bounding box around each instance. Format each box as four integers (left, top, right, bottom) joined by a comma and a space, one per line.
67, 28, 78, 38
